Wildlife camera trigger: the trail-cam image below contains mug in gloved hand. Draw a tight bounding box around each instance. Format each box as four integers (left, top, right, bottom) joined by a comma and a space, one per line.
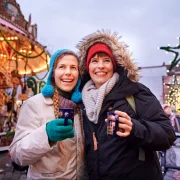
58, 108, 74, 126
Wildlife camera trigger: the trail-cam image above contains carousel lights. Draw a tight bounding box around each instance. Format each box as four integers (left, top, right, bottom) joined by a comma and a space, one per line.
33, 65, 47, 73
0, 53, 6, 58
0, 36, 18, 41
19, 49, 32, 54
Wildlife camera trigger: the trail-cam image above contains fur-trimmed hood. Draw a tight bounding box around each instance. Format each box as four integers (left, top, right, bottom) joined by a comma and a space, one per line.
76, 30, 139, 81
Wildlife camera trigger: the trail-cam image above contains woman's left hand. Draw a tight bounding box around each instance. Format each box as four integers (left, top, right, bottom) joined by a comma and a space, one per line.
114, 110, 133, 137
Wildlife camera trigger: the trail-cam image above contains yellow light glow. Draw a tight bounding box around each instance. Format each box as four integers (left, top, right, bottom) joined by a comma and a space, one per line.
19, 70, 31, 75
33, 65, 47, 73
47, 55, 50, 64
18, 65, 48, 75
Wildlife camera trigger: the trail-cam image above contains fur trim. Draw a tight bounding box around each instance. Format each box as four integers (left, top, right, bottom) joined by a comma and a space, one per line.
76, 30, 139, 81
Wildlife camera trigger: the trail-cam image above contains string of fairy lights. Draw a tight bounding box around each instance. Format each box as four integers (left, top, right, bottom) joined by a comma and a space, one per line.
163, 75, 180, 110
159, 37, 180, 110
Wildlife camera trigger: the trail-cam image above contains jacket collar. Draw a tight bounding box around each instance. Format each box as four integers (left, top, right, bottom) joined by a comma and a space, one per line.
42, 95, 53, 105
105, 76, 139, 101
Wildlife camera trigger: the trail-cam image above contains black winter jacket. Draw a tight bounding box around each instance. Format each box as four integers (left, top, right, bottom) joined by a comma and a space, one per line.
80, 75, 176, 180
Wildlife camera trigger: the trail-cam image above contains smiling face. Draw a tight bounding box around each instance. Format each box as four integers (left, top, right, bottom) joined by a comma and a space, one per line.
53, 55, 79, 92
89, 53, 114, 88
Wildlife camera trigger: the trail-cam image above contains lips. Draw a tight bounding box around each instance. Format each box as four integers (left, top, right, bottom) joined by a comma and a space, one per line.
61, 79, 73, 82
95, 72, 107, 75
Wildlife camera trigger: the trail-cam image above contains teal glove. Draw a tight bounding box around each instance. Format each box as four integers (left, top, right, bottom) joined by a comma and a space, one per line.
46, 118, 74, 142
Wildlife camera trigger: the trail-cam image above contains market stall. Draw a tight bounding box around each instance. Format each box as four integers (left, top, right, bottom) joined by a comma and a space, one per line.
0, 0, 51, 150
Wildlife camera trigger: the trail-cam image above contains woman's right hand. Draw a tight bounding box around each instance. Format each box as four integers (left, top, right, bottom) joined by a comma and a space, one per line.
46, 119, 74, 142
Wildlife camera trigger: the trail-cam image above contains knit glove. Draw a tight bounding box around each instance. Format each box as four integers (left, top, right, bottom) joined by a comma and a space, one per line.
46, 118, 74, 142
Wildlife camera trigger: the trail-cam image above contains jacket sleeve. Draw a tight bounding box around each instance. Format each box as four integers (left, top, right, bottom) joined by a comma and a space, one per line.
129, 83, 176, 151
9, 98, 54, 166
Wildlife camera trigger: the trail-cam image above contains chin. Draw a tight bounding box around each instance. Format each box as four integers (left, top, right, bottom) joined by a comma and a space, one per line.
62, 87, 74, 92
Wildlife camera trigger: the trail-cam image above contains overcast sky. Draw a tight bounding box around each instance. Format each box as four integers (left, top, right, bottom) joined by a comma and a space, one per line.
16, 0, 180, 67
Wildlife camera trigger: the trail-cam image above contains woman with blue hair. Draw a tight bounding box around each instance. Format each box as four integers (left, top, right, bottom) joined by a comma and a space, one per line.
9, 49, 87, 179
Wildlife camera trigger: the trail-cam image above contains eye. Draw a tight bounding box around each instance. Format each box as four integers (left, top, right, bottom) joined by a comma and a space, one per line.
104, 58, 111, 62
71, 66, 77, 70
91, 59, 98, 63
58, 65, 65, 69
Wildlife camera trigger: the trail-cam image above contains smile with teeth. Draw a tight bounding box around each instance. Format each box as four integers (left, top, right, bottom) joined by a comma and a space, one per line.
95, 72, 107, 75
62, 79, 73, 82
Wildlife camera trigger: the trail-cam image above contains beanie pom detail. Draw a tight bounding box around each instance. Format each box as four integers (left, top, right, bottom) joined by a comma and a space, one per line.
71, 91, 82, 103
41, 85, 54, 97
71, 78, 82, 103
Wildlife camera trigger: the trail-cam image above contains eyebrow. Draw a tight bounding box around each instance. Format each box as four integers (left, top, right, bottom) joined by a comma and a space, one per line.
57, 63, 77, 66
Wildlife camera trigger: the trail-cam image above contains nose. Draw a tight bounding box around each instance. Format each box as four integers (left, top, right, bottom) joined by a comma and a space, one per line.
97, 61, 104, 68
65, 67, 71, 75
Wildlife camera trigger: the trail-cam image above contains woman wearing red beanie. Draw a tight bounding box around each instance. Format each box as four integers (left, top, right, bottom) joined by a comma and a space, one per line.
77, 30, 176, 180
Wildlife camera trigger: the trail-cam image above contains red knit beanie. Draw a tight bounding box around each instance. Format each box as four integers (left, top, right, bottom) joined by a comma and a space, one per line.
86, 43, 116, 72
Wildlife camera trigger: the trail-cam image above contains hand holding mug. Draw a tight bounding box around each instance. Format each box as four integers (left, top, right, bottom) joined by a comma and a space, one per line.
106, 110, 133, 137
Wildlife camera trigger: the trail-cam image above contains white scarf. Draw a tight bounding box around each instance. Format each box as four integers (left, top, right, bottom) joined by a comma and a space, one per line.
82, 73, 119, 124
